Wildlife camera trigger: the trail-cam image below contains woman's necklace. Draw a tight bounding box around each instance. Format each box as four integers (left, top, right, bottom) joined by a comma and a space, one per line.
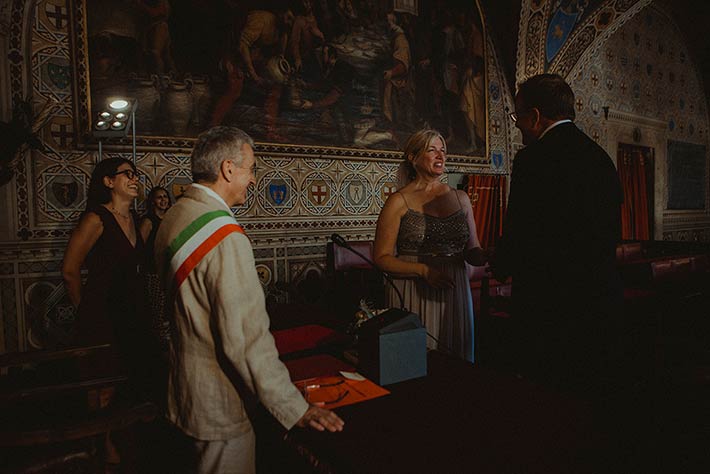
109, 206, 131, 219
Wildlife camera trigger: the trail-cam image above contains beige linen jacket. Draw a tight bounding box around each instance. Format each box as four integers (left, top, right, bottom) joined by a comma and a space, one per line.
155, 185, 308, 440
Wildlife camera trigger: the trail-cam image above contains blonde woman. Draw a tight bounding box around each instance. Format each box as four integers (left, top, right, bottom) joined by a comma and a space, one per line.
374, 129, 487, 362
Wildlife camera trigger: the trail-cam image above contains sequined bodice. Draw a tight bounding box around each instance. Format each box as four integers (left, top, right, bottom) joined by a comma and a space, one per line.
397, 209, 469, 256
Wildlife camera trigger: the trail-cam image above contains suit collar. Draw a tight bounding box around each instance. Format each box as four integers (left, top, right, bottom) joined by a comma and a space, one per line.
535, 120, 576, 143
185, 184, 233, 213
539, 119, 573, 140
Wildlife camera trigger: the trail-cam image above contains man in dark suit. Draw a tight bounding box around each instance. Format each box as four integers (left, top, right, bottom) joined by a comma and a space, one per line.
494, 74, 623, 395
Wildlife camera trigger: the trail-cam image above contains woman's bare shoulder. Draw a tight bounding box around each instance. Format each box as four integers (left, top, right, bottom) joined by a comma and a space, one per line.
75, 210, 105, 233
454, 188, 470, 202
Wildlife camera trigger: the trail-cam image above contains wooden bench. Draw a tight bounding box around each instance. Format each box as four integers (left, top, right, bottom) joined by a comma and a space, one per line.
0, 344, 158, 473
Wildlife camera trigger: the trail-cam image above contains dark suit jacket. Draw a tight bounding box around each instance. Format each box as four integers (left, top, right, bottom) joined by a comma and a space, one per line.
496, 122, 623, 379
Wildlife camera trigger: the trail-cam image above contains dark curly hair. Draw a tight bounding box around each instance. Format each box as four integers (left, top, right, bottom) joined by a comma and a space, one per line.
85, 157, 136, 211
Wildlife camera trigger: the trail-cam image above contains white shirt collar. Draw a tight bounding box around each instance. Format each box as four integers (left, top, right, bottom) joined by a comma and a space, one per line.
191, 183, 232, 213
539, 119, 573, 140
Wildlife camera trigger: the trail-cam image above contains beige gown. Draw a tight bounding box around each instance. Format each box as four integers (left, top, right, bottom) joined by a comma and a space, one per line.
386, 202, 475, 362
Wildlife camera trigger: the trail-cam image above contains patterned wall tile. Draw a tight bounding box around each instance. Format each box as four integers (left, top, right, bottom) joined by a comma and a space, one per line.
21, 276, 75, 349
0, 264, 15, 276
569, 7, 710, 146
1, 278, 19, 352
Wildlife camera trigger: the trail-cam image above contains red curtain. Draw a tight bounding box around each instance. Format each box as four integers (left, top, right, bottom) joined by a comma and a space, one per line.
465, 174, 507, 248
617, 145, 651, 240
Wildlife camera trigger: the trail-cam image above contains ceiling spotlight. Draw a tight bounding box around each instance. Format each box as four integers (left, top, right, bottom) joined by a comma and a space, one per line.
95, 120, 110, 130
110, 121, 126, 130
99, 111, 112, 120
109, 99, 129, 111
114, 112, 127, 121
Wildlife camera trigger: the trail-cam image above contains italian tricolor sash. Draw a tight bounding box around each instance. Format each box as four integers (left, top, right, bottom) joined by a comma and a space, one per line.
165, 210, 245, 289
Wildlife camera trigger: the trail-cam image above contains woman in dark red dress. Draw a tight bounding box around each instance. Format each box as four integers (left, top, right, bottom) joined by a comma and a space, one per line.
63, 157, 154, 466
64, 156, 165, 394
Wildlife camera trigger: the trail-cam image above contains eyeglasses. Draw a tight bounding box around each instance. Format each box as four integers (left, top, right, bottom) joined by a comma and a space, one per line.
112, 169, 141, 180
229, 160, 258, 175
510, 107, 537, 123
301, 379, 350, 406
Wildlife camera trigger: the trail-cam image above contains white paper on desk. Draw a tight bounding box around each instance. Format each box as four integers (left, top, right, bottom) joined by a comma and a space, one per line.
340, 371, 366, 381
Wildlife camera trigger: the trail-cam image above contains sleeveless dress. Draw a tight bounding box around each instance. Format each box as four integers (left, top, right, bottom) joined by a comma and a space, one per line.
387, 195, 475, 362
75, 206, 157, 398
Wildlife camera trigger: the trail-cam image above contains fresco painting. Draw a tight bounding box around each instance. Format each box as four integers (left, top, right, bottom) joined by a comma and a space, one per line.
85, 0, 486, 154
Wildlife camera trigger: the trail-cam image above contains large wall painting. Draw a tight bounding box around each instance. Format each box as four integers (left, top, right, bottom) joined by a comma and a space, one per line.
74, 0, 487, 156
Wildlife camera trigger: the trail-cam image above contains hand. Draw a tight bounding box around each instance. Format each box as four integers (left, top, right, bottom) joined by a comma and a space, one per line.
422, 265, 454, 289
297, 405, 344, 432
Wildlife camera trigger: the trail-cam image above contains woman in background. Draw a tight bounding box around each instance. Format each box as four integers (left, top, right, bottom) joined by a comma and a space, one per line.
373, 129, 487, 362
139, 186, 172, 353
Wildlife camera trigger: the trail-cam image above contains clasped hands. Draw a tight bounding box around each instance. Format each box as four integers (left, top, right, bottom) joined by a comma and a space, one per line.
420, 264, 454, 289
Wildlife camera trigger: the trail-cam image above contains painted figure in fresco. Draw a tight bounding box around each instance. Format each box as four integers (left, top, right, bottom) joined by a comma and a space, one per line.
209, 7, 295, 141
439, 10, 465, 144
382, 11, 416, 133
134, 0, 176, 74
88, 0, 143, 78
289, 0, 325, 78
413, 13, 438, 130
459, 54, 485, 153
300, 44, 356, 143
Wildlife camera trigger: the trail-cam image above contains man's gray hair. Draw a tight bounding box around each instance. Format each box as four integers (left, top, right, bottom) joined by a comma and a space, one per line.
191, 126, 255, 183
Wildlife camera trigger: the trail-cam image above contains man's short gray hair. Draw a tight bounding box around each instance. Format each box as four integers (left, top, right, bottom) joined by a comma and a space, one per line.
191, 126, 255, 183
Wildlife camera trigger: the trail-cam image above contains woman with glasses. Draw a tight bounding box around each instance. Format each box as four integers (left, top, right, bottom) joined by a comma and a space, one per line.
62, 157, 161, 372
62, 157, 159, 468
63, 157, 146, 348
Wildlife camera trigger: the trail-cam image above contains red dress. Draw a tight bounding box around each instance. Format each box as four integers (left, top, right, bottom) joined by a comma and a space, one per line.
75, 206, 156, 397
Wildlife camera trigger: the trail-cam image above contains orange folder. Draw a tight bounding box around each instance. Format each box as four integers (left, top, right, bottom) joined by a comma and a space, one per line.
294, 375, 390, 409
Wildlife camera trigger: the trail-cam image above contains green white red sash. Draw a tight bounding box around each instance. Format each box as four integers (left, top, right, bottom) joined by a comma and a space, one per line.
165, 210, 245, 289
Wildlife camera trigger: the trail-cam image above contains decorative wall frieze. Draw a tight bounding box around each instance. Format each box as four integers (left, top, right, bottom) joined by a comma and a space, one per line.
0, 241, 66, 263
662, 213, 710, 227
606, 108, 666, 129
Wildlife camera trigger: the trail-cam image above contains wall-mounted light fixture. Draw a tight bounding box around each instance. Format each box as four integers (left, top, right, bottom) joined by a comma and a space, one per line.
92, 97, 138, 163
93, 97, 140, 211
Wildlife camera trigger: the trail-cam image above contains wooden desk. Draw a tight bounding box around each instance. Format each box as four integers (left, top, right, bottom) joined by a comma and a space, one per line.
265, 351, 607, 474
